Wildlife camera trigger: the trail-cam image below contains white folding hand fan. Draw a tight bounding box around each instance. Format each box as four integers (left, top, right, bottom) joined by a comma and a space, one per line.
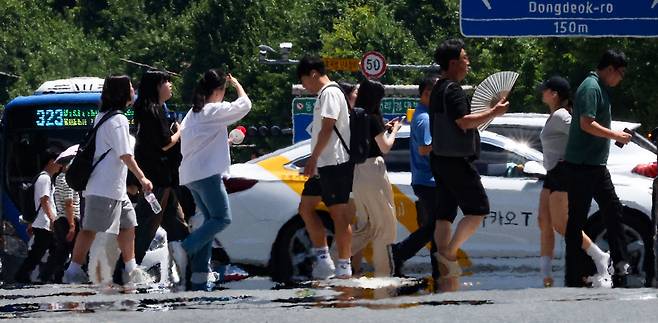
471, 71, 519, 131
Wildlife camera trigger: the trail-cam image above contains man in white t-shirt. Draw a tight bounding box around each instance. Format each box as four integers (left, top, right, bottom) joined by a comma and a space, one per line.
15, 148, 61, 283
296, 56, 354, 279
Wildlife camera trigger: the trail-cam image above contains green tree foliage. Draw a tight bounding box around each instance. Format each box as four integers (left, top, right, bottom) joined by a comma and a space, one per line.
320, 4, 427, 84
0, 0, 114, 105
2, 0, 658, 133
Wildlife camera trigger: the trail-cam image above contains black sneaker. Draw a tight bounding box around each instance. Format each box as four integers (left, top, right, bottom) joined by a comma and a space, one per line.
387, 244, 403, 277
612, 262, 630, 288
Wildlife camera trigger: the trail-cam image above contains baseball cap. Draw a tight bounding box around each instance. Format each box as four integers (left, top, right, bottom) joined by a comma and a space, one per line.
538, 76, 571, 100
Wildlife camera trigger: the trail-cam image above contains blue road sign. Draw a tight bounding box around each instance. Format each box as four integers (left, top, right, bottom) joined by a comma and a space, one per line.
461, 0, 658, 37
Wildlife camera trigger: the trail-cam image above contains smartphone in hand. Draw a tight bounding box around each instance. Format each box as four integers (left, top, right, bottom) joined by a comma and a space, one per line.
386, 116, 405, 133
614, 128, 633, 148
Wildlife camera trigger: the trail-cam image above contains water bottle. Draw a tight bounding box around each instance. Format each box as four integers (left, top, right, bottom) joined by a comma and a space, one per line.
145, 192, 162, 214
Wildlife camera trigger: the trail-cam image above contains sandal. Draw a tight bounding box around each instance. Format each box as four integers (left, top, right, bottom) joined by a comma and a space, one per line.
434, 252, 462, 278
543, 277, 554, 288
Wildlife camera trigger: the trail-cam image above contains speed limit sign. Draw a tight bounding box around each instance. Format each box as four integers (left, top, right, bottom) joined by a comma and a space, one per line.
360, 51, 387, 79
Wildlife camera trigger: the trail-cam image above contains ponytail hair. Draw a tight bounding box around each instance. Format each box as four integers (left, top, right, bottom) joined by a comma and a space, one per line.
564, 99, 574, 114
192, 69, 226, 113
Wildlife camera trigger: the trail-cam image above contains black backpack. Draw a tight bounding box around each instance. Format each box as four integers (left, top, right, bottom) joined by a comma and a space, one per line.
66, 111, 123, 191
18, 171, 47, 224
320, 84, 371, 164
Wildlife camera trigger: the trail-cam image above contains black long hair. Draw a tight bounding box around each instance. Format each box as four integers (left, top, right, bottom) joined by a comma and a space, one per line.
354, 79, 385, 117
99, 75, 132, 112
134, 70, 171, 124
192, 69, 226, 113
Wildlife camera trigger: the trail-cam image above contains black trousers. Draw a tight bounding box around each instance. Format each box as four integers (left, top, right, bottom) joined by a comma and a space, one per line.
16, 227, 53, 282
393, 185, 438, 276
564, 162, 628, 287
134, 186, 190, 264
40, 217, 80, 283
114, 186, 190, 284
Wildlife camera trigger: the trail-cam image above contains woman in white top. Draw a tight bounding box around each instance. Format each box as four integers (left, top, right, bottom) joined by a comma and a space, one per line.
537, 76, 610, 287
177, 69, 251, 291
64, 75, 154, 286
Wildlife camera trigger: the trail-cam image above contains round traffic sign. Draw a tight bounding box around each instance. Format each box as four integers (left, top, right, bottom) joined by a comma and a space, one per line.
360, 51, 387, 79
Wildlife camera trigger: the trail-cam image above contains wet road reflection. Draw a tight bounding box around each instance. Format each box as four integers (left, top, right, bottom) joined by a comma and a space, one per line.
271, 276, 494, 309
0, 295, 252, 319
0, 276, 481, 318
2, 273, 658, 320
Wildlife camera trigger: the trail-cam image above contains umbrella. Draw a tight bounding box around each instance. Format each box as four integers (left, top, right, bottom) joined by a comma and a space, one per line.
56, 144, 79, 165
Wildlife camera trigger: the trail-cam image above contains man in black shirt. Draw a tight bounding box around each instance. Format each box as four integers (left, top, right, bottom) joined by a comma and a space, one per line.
429, 39, 509, 285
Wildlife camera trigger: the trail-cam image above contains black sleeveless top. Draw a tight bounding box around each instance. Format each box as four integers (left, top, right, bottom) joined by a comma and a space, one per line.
429, 79, 479, 159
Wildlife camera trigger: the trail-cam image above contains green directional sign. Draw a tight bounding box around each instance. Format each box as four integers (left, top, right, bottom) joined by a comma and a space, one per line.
292, 97, 316, 114
292, 97, 419, 115
292, 97, 419, 143
380, 98, 419, 115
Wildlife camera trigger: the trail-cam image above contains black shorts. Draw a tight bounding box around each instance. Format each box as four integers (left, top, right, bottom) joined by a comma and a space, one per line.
430, 155, 490, 222
301, 175, 322, 196
412, 184, 441, 226
543, 161, 569, 192
301, 162, 354, 207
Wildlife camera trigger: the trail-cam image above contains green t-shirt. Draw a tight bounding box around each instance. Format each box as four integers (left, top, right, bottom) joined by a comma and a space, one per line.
564, 72, 612, 165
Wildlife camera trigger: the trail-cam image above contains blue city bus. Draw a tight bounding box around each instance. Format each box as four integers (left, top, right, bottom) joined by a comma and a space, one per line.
0, 77, 138, 279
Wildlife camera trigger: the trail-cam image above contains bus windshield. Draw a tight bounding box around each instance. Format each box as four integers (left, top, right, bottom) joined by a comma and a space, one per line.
2, 102, 134, 237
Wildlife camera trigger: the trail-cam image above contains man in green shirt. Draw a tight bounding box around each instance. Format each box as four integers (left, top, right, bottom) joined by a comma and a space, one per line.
564, 49, 631, 288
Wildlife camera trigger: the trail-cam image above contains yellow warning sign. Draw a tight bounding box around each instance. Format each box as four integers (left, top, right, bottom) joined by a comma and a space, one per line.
324, 57, 360, 72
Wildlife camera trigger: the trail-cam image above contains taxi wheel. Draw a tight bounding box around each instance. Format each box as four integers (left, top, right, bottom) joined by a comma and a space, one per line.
269, 213, 335, 283
584, 208, 655, 287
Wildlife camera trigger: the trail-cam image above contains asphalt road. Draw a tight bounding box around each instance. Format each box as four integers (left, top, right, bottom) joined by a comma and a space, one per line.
1, 257, 658, 323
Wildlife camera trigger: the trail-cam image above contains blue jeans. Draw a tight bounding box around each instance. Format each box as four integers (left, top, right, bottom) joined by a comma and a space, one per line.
182, 175, 232, 276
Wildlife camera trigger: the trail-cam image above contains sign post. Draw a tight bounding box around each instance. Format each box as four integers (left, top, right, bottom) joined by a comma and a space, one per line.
360, 51, 388, 79
461, 0, 658, 37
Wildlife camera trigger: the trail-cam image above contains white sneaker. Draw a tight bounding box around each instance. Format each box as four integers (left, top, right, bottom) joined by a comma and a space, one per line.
63, 268, 90, 284
594, 252, 611, 276
209, 271, 221, 283
169, 241, 188, 282
224, 264, 249, 282
335, 261, 352, 279
124, 267, 154, 287
588, 273, 613, 288
312, 254, 335, 280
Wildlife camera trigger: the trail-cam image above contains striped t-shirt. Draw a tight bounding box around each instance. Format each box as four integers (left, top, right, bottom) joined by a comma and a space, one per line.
54, 172, 80, 219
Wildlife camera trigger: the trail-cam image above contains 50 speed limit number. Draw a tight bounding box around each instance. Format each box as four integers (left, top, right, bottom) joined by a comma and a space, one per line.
360, 51, 387, 79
